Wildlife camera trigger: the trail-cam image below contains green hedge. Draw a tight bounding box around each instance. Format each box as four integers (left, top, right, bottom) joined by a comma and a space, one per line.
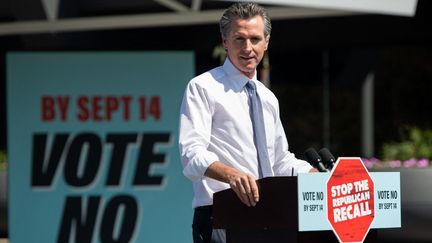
0, 150, 6, 171
382, 127, 432, 161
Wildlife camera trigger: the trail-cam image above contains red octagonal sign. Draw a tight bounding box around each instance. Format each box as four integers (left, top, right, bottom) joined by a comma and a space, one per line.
327, 157, 375, 243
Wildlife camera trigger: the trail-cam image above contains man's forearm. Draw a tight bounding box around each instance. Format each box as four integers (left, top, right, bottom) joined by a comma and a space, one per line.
204, 161, 259, 207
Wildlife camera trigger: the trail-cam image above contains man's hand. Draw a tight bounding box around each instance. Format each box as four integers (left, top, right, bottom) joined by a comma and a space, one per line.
309, 168, 319, 173
204, 161, 259, 207
227, 170, 259, 207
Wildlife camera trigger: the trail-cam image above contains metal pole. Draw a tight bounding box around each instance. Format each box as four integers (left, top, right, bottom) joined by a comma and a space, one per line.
361, 72, 375, 157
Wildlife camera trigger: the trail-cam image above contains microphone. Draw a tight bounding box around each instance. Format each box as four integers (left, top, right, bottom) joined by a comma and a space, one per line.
304, 148, 329, 172
318, 148, 336, 171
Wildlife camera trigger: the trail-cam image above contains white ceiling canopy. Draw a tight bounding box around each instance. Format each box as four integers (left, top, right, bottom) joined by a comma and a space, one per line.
0, 0, 418, 36
241, 0, 418, 17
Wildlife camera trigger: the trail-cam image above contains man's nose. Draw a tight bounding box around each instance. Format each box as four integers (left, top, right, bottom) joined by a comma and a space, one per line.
243, 39, 252, 51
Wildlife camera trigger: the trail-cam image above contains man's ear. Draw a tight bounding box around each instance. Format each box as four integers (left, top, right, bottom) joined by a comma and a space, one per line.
265, 35, 270, 50
222, 38, 228, 50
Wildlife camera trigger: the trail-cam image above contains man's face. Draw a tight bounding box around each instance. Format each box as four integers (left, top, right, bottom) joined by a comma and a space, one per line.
223, 16, 269, 79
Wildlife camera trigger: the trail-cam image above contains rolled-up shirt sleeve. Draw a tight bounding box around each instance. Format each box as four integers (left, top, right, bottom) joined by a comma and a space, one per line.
179, 79, 218, 181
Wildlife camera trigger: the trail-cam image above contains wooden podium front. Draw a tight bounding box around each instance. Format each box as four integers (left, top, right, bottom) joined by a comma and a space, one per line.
213, 176, 377, 243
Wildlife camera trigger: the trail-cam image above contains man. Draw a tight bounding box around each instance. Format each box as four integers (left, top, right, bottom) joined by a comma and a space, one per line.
179, 2, 317, 242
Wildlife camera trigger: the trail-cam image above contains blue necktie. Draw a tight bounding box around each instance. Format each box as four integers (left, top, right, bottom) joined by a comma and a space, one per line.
245, 81, 273, 178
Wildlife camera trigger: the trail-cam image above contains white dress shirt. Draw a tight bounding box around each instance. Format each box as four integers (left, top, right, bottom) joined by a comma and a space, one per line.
179, 58, 312, 208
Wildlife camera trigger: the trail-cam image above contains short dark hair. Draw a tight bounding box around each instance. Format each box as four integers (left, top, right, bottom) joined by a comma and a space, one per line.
219, 2, 272, 39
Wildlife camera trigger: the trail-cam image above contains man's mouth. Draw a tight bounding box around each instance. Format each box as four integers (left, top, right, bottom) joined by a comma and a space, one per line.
240, 56, 254, 61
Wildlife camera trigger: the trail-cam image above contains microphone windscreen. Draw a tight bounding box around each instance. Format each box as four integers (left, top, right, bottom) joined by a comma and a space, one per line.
304, 148, 322, 167
319, 148, 336, 170
319, 148, 335, 163
304, 148, 329, 172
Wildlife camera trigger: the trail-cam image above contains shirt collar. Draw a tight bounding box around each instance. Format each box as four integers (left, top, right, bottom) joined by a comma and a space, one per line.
222, 58, 258, 92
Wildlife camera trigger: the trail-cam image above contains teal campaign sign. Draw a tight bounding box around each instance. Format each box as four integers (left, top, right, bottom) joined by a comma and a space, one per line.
7, 52, 194, 242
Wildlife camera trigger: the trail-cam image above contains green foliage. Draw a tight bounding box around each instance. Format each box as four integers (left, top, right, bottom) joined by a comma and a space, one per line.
382, 127, 432, 161
0, 150, 6, 171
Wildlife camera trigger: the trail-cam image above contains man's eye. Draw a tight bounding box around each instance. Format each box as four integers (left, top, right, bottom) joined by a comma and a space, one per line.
251, 37, 261, 43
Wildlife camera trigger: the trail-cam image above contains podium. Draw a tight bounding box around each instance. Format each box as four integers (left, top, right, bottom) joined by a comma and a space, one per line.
213, 176, 377, 243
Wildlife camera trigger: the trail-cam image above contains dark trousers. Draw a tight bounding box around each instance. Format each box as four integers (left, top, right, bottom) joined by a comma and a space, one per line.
193, 206, 226, 243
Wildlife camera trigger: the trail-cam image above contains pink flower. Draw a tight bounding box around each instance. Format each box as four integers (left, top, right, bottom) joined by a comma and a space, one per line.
362, 157, 380, 169
403, 158, 417, 168
417, 158, 429, 168
389, 160, 402, 168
